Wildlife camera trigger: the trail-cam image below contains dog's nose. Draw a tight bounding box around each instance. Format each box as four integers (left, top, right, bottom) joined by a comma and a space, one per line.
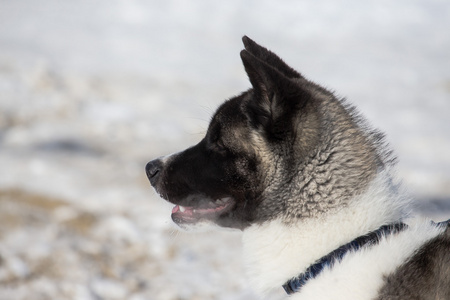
146, 159, 162, 186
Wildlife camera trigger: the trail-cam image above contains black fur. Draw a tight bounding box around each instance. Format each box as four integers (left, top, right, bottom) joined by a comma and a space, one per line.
146, 36, 450, 299
147, 37, 385, 229
242, 36, 302, 79
147, 95, 263, 229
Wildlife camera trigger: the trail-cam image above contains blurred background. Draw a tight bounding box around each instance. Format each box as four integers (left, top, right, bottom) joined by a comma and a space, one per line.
0, 1, 449, 299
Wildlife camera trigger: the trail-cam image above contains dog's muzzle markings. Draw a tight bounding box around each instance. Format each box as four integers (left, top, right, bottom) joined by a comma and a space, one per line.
146, 157, 237, 226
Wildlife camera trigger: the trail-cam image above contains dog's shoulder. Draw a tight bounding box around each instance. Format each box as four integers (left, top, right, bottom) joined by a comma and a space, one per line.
376, 221, 450, 300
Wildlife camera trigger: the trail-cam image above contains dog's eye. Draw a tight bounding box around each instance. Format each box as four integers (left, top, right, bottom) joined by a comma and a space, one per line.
211, 139, 227, 155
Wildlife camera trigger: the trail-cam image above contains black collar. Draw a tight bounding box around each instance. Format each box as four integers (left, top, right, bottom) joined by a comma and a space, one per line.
282, 222, 408, 295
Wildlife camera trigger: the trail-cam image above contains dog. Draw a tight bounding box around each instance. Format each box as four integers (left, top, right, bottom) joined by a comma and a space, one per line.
146, 36, 450, 299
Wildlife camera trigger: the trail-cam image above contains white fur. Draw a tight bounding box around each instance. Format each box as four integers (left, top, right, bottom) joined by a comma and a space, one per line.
242, 172, 443, 299
295, 221, 443, 300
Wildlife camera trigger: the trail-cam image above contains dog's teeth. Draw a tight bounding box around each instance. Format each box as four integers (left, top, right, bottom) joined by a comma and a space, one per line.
217, 197, 230, 204
179, 206, 186, 212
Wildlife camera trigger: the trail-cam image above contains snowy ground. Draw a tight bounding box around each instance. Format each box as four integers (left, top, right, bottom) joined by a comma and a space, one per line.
0, 1, 449, 299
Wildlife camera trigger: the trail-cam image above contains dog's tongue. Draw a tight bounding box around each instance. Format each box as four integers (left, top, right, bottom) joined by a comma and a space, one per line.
171, 200, 232, 219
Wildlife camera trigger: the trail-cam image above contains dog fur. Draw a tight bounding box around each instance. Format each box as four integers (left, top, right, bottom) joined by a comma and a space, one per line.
146, 36, 450, 299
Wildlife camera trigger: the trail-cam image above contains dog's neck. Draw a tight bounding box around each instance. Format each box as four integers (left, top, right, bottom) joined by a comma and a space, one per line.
242, 171, 409, 294
282, 222, 408, 295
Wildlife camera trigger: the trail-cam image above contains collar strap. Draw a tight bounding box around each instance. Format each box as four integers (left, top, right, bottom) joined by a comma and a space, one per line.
282, 222, 408, 295
435, 218, 450, 228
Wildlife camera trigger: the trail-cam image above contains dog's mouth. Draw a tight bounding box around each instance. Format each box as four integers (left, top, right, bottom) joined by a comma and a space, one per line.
171, 197, 235, 225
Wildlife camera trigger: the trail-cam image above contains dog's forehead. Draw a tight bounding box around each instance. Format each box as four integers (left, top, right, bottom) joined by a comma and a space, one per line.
209, 95, 247, 133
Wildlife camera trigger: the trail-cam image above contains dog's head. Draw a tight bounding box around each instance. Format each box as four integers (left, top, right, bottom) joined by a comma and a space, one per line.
146, 36, 382, 230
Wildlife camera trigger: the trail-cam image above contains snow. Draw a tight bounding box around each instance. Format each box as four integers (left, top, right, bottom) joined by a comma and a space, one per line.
0, 0, 449, 299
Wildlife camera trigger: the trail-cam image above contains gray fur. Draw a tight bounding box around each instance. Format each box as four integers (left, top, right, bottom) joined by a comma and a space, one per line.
145, 36, 450, 298
147, 36, 394, 227
240, 75, 390, 223
377, 224, 450, 300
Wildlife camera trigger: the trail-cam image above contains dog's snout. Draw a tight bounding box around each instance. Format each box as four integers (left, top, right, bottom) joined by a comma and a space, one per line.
146, 159, 162, 186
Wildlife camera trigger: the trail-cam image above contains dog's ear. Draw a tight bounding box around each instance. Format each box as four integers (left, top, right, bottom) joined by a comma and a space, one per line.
242, 36, 302, 79
240, 50, 310, 136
